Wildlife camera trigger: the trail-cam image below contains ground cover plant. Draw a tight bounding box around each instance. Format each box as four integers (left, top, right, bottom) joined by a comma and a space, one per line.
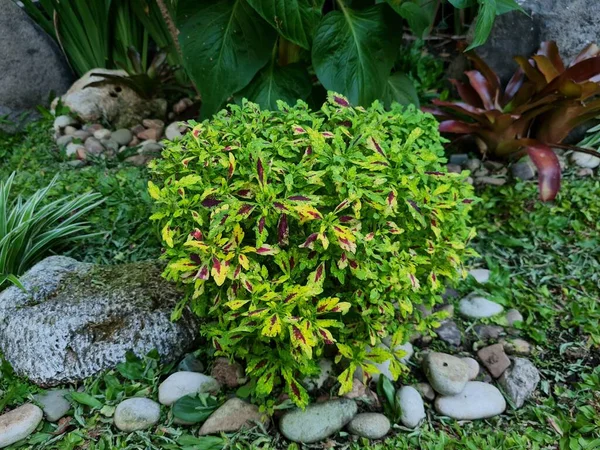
148, 94, 477, 407
0, 118, 161, 265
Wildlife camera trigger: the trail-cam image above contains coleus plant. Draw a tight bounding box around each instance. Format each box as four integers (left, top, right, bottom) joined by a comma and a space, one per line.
425, 41, 600, 201
148, 93, 476, 408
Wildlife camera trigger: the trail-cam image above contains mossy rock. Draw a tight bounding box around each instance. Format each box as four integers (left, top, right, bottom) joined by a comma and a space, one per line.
0, 256, 198, 386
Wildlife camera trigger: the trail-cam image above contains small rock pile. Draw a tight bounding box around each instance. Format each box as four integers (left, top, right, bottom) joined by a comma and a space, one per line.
52, 103, 190, 168
0, 356, 264, 447
448, 149, 596, 185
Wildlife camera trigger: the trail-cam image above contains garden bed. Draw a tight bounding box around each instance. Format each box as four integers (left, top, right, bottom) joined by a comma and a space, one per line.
0, 118, 598, 449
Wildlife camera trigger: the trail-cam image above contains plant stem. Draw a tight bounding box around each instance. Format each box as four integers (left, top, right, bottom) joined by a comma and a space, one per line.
155, 0, 182, 60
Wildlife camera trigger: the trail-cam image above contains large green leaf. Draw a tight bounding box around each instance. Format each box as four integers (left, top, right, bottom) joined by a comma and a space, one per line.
466, 0, 497, 51
177, 0, 277, 117
385, 0, 435, 38
312, 4, 401, 106
383, 73, 420, 108
235, 62, 312, 109
246, 0, 325, 49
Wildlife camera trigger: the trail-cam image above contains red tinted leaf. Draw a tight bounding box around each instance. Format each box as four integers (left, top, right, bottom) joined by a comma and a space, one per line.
503, 67, 525, 104
465, 70, 496, 110
538, 41, 565, 72
467, 52, 501, 95
238, 204, 254, 216
278, 214, 289, 246
334, 95, 350, 107
449, 79, 484, 107
570, 43, 600, 66
438, 120, 478, 134
526, 143, 561, 201
202, 198, 221, 207
300, 233, 318, 249
196, 265, 209, 280
237, 189, 253, 198
257, 158, 265, 185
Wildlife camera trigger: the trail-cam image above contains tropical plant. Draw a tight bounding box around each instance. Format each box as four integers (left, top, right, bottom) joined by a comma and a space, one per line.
174, 0, 522, 117
148, 93, 476, 407
88, 49, 187, 100
425, 41, 600, 201
19, 0, 181, 77
0, 173, 103, 288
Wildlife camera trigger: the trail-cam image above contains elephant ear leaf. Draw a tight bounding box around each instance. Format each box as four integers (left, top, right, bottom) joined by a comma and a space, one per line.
177, 0, 277, 118
312, 3, 402, 106
383, 73, 420, 108
246, 0, 325, 49
235, 62, 312, 110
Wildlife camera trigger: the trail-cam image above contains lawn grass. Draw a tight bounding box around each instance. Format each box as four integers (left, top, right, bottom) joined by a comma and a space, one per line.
0, 121, 599, 449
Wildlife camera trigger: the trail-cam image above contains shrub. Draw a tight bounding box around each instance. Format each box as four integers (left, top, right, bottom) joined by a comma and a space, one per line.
0, 173, 102, 288
425, 41, 600, 201
149, 94, 476, 407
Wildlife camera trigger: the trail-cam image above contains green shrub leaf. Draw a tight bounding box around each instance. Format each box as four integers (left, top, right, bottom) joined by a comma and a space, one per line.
312, 4, 401, 106
246, 0, 325, 49
177, 0, 277, 117
235, 62, 312, 109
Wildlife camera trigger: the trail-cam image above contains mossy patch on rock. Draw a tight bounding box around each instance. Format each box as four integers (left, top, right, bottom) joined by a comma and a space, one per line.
0, 256, 199, 386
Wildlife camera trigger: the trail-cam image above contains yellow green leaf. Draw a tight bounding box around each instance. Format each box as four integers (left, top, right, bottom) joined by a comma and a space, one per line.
224, 299, 250, 310
162, 223, 174, 248
262, 314, 282, 337
148, 181, 161, 200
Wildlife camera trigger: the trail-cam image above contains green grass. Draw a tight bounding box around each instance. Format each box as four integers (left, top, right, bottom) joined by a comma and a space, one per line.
0, 119, 161, 265
0, 121, 599, 449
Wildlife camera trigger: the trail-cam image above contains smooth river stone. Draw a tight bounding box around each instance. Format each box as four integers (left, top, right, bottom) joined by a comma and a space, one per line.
434, 381, 506, 420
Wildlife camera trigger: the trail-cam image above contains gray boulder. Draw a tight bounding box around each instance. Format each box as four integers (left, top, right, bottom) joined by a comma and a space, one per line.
279, 399, 357, 443
0, 0, 73, 132
58, 69, 166, 129
0, 256, 198, 386
470, 0, 600, 82
498, 358, 540, 408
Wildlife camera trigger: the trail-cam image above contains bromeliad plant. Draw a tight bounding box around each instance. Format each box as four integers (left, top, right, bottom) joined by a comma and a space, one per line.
426, 41, 600, 201
148, 93, 476, 407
